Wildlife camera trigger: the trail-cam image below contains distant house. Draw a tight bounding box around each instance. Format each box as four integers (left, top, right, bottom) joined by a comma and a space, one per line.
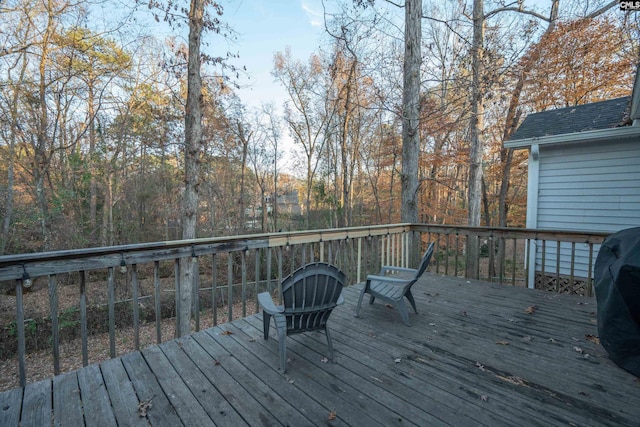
505, 70, 640, 290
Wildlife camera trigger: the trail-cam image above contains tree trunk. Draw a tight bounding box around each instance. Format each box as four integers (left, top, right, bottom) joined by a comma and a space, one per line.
177, 0, 204, 338
402, 0, 422, 263
466, 0, 485, 278
88, 84, 97, 241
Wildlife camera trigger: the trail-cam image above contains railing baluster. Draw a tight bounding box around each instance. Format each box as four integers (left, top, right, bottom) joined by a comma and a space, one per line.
454, 232, 459, 277
16, 279, 26, 387
278, 247, 283, 301
476, 235, 481, 280
154, 262, 161, 343
80, 270, 88, 366
228, 253, 233, 323
357, 237, 362, 283
108, 266, 116, 358
587, 243, 594, 297
174, 259, 180, 333
541, 240, 546, 290
570, 242, 576, 294
212, 253, 218, 326
255, 248, 260, 313
266, 247, 272, 294
511, 238, 517, 287
445, 234, 450, 276
435, 234, 441, 275
49, 274, 60, 375
556, 241, 561, 292
242, 250, 247, 318
488, 235, 494, 282
132, 264, 140, 350
193, 257, 200, 332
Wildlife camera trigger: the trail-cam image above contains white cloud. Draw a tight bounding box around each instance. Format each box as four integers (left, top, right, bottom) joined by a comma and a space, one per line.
301, 0, 323, 27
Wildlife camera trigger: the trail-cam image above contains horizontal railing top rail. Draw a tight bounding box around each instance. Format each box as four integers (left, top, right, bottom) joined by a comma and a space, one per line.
0, 224, 413, 282
411, 224, 610, 243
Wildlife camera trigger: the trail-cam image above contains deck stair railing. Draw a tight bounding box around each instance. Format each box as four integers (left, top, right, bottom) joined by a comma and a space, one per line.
0, 223, 609, 387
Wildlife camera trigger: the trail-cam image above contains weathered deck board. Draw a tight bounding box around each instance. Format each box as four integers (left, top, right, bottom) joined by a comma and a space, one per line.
2, 273, 639, 426
52, 371, 83, 427
0, 387, 21, 426
76, 364, 117, 426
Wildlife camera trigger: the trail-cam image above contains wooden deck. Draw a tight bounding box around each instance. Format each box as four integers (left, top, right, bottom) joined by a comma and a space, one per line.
1, 273, 639, 426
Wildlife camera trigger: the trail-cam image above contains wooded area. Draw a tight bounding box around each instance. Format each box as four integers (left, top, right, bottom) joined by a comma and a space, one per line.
0, 0, 638, 256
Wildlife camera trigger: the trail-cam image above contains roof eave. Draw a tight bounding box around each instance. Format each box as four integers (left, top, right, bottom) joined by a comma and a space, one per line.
504, 125, 640, 150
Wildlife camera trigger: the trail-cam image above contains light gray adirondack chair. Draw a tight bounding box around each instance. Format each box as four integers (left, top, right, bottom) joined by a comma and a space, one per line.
258, 262, 346, 372
355, 242, 435, 326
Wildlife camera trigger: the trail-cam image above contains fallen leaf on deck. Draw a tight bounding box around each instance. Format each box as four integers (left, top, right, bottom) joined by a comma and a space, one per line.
475, 362, 485, 371
462, 311, 468, 317
524, 305, 536, 314
221, 330, 234, 335
328, 411, 337, 421
385, 304, 394, 308
429, 322, 437, 326
288, 379, 295, 384
248, 337, 256, 342
585, 334, 600, 345
548, 338, 557, 343
394, 358, 402, 363
214, 360, 221, 366
481, 395, 488, 402
574, 346, 583, 354
138, 399, 153, 417
579, 391, 590, 396
522, 336, 532, 343
496, 341, 510, 345
321, 357, 329, 363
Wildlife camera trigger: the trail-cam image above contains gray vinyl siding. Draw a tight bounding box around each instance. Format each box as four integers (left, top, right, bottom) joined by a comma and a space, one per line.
534, 138, 640, 278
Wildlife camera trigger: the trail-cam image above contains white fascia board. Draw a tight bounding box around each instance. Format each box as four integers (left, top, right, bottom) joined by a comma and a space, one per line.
504, 125, 640, 150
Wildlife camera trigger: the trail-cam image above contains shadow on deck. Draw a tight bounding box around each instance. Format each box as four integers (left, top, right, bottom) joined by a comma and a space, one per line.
1, 273, 639, 426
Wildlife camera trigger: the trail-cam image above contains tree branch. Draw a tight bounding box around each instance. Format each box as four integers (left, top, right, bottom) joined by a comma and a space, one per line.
484, 7, 550, 22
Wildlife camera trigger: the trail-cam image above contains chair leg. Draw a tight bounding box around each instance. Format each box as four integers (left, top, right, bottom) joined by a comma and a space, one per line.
396, 300, 411, 326
262, 312, 271, 340
325, 326, 335, 362
276, 320, 287, 373
355, 286, 367, 318
405, 289, 418, 314
369, 295, 376, 305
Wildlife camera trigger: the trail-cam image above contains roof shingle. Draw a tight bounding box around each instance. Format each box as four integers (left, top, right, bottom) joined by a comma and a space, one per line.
509, 97, 631, 141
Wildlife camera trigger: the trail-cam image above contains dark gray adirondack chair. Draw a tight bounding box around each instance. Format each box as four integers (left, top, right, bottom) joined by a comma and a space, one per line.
258, 262, 346, 372
355, 242, 435, 326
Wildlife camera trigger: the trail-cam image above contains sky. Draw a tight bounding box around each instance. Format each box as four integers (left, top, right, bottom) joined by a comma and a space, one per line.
222, 0, 330, 110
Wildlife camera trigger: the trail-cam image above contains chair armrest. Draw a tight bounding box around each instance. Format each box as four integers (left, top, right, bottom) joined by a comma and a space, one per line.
367, 274, 412, 285
258, 292, 284, 315
337, 292, 345, 306
380, 265, 418, 275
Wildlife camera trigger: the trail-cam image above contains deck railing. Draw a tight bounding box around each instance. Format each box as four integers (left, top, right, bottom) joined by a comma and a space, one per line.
0, 224, 609, 388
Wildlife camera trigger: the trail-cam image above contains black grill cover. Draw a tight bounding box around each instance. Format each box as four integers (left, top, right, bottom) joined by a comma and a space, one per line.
594, 227, 640, 377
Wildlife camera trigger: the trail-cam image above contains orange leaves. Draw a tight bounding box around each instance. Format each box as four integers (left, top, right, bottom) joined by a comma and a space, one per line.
524, 305, 536, 314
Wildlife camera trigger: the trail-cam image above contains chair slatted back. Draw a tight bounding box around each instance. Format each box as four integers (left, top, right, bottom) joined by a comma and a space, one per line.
281, 262, 345, 334
414, 242, 436, 280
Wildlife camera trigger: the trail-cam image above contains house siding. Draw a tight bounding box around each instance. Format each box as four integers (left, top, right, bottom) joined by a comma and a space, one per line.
533, 138, 640, 278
